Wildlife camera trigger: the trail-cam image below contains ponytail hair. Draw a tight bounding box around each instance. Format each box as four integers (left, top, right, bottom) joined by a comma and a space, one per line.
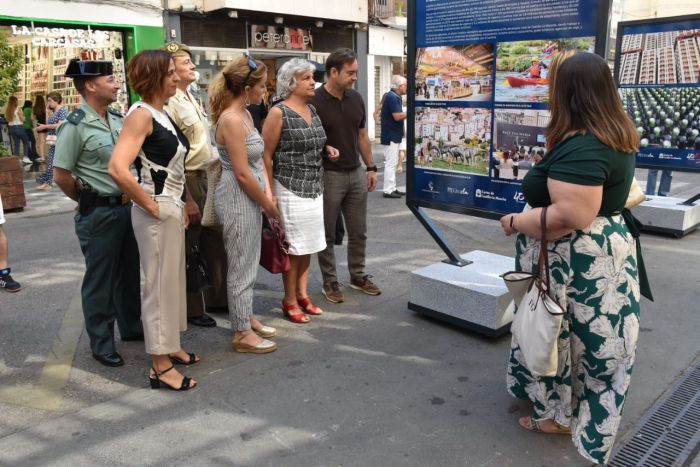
209, 56, 266, 124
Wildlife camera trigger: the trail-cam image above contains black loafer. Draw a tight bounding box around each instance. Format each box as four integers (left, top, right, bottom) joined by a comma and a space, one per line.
393, 190, 405, 196
383, 192, 402, 198
187, 313, 217, 327
121, 333, 144, 342
205, 306, 228, 315
92, 352, 124, 367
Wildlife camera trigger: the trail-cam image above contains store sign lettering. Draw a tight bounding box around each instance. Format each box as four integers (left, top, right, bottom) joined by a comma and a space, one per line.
254, 31, 311, 47
10, 24, 109, 48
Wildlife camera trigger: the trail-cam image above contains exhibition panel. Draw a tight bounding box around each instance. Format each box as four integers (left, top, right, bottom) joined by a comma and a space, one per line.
407, 0, 611, 219
615, 14, 700, 173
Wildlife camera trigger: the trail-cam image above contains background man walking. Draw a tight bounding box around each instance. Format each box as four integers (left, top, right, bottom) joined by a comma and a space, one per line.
380, 75, 407, 198
311, 48, 380, 304
53, 59, 143, 367
163, 42, 228, 327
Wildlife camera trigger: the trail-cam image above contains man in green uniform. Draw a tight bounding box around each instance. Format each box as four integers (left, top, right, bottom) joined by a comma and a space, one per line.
53, 59, 142, 367
163, 42, 227, 326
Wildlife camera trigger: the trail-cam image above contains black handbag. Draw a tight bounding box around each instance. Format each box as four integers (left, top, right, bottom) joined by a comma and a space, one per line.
186, 244, 211, 293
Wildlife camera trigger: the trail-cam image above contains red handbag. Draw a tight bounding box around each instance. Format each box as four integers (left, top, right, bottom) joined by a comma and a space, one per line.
260, 214, 291, 274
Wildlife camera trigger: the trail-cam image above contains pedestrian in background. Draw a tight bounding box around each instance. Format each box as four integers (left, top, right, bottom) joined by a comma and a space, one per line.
380, 75, 407, 198
33, 95, 47, 160
5, 96, 32, 162
210, 56, 279, 352
500, 52, 646, 465
109, 50, 199, 391
263, 58, 328, 324
36, 92, 68, 190
0, 195, 22, 292
163, 42, 225, 328
310, 48, 380, 304
645, 169, 672, 196
53, 59, 143, 367
22, 100, 40, 161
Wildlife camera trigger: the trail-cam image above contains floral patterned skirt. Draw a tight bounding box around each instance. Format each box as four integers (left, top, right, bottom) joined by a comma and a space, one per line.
507, 214, 641, 465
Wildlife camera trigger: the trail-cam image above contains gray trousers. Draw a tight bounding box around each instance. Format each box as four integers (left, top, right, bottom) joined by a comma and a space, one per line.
185, 171, 228, 317
317, 167, 367, 283
215, 171, 261, 332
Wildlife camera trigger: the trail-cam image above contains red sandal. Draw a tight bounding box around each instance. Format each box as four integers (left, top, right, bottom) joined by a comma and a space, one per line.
297, 296, 323, 315
282, 301, 310, 324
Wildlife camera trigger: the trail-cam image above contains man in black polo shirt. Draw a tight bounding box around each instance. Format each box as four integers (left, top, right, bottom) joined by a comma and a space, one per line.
311, 48, 380, 303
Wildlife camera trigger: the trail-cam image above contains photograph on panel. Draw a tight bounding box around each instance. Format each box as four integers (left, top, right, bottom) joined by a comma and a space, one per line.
414, 107, 491, 175
491, 109, 550, 180
621, 87, 700, 149
415, 45, 494, 102
494, 37, 595, 104
618, 26, 700, 85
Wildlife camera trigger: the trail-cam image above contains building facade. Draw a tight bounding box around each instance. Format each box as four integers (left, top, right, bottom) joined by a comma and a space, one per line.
0, 0, 165, 113
163, 0, 369, 109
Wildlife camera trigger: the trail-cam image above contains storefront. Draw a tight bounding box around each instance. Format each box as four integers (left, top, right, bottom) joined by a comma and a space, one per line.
178, 10, 356, 107
0, 16, 164, 114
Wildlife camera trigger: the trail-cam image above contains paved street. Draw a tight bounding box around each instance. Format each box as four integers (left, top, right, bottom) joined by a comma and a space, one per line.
0, 149, 698, 466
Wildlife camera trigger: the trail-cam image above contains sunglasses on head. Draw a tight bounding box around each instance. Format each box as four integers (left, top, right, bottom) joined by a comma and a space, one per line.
244, 56, 258, 83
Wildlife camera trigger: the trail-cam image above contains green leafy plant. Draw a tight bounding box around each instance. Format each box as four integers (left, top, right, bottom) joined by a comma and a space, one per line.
0, 144, 12, 157
0, 30, 24, 105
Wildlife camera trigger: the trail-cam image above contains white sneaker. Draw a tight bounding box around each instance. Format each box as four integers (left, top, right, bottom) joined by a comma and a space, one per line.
22, 157, 32, 164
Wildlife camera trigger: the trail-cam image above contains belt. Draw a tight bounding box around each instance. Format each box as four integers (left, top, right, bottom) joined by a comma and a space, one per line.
95, 194, 131, 207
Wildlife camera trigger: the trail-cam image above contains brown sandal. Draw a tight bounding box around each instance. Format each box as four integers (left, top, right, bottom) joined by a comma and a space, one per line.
518, 415, 571, 435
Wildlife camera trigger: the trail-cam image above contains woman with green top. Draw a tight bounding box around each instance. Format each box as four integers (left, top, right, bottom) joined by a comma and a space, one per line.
22, 100, 39, 161
500, 52, 650, 465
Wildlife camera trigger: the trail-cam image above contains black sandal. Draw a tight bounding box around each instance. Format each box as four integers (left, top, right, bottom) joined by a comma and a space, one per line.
169, 352, 200, 365
149, 365, 196, 391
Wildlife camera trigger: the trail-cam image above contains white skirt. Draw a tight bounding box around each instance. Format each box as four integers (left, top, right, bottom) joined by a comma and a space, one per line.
274, 180, 326, 256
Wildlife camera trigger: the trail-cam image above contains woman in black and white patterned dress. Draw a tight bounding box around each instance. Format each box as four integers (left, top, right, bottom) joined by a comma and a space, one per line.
109, 50, 200, 391
263, 58, 337, 324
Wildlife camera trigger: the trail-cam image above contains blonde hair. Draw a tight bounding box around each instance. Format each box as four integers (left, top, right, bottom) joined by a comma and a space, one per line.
209, 57, 266, 124
4, 96, 18, 121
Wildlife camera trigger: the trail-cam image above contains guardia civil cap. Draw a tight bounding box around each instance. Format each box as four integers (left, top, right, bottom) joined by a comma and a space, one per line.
162, 42, 192, 58
65, 59, 113, 78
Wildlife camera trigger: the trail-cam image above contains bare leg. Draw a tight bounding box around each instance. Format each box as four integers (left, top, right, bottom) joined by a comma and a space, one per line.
0, 227, 8, 270
295, 254, 311, 299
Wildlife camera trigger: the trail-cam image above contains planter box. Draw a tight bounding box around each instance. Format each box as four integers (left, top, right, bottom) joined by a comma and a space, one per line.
0, 156, 26, 211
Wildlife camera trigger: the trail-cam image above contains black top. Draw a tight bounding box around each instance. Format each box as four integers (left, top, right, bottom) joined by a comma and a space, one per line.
310, 85, 366, 171
247, 103, 268, 133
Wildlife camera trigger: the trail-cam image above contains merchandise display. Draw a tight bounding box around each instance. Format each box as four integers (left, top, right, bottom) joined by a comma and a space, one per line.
6, 26, 129, 113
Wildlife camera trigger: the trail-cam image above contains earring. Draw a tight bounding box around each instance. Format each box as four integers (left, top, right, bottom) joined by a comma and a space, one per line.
245, 94, 250, 106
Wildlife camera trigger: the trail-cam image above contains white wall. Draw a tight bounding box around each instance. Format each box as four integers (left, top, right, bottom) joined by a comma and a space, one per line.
367, 55, 392, 140
0, 0, 163, 27
369, 26, 404, 57
204, 0, 367, 23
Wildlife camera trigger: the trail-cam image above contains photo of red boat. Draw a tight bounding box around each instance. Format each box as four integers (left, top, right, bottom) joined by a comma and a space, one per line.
495, 37, 595, 103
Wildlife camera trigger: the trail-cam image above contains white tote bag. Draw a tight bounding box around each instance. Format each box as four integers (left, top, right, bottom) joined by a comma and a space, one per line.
501, 207, 564, 377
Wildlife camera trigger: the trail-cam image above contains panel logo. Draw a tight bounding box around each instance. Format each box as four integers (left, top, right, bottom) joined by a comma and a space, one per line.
421, 181, 440, 194
637, 152, 655, 159
658, 153, 682, 161
475, 188, 506, 202
447, 186, 469, 196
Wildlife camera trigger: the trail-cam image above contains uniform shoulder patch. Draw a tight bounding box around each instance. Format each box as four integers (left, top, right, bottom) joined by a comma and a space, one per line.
107, 107, 123, 118
67, 109, 85, 125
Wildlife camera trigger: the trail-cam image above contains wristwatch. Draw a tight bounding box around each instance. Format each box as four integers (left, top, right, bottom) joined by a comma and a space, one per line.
366, 165, 378, 172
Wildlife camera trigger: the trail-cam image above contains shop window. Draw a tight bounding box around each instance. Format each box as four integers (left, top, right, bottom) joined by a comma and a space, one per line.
2, 24, 128, 114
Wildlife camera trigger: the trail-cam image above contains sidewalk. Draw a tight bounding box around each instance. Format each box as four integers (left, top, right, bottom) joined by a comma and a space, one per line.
5, 162, 76, 220
0, 147, 698, 466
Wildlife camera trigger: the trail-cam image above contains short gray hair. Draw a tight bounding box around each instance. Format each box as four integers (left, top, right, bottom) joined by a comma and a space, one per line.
277, 58, 316, 99
391, 75, 406, 89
